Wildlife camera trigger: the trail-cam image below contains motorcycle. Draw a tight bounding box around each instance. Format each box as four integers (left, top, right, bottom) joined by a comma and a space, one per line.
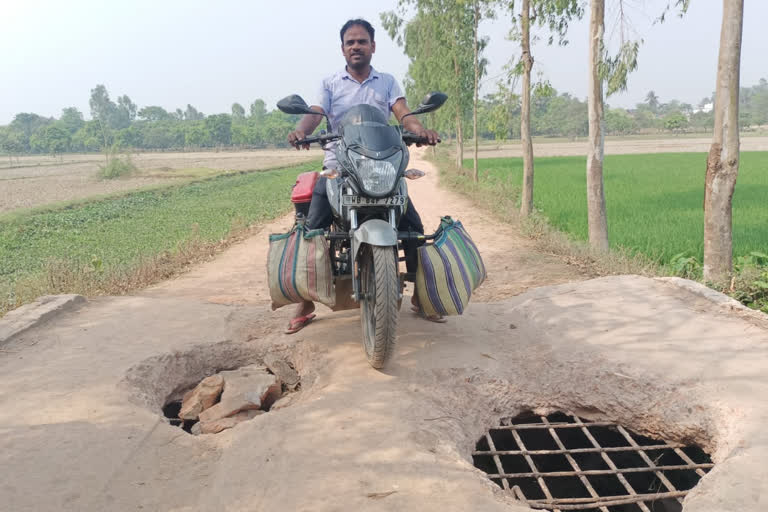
277, 92, 447, 368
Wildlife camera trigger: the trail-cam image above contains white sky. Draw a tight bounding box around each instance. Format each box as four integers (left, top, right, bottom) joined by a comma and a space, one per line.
1, 0, 766, 124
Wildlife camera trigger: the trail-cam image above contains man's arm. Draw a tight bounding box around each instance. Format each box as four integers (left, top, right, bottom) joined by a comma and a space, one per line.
391, 98, 439, 146
287, 106, 325, 150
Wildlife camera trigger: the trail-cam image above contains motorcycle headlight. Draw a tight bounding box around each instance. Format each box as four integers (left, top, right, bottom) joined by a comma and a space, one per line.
348, 151, 401, 195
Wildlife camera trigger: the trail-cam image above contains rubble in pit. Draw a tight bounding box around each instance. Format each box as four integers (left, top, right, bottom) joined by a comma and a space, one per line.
162, 355, 300, 435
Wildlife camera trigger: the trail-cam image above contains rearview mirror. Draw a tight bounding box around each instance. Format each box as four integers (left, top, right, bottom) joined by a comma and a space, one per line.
400, 92, 448, 124
277, 95, 318, 116
412, 92, 448, 115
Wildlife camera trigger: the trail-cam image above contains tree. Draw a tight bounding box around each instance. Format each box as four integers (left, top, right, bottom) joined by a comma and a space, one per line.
204, 114, 232, 146
645, 90, 660, 113
382, 1, 477, 169
115, 95, 137, 128
1, 129, 26, 163
663, 111, 688, 132
704, 0, 744, 284
185, 104, 204, 121
71, 121, 105, 152
59, 107, 85, 134
250, 99, 267, 120
472, 0, 482, 182
605, 108, 636, 134
9, 113, 52, 151
511, 0, 582, 216
89, 84, 117, 152
586, 0, 609, 250
37, 125, 70, 156
138, 106, 172, 122
231, 102, 246, 121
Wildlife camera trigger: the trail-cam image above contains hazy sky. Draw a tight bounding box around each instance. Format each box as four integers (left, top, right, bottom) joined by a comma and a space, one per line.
2, 0, 766, 124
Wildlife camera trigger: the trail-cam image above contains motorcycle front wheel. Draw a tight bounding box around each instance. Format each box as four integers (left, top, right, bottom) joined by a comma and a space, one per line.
359, 244, 399, 369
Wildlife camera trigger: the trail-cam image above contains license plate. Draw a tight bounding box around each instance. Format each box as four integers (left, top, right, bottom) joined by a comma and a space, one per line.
342, 195, 405, 206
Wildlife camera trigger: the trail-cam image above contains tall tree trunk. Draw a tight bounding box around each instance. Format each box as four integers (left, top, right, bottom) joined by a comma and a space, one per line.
473, 0, 480, 183
586, 0, 609, 251
704, 0, 744, 284
454, 55, 464, 169
520, 0, 535, 217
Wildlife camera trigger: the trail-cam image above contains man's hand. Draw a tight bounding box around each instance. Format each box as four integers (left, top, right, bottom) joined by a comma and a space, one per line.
287, 130, 310, 150
414, 128, 440, 147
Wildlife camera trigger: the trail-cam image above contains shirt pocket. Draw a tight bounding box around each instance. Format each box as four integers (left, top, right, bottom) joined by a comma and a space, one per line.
371, 91, 390, 114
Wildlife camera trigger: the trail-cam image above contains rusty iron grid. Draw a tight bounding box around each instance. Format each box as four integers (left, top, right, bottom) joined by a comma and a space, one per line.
473, 412, 713, 512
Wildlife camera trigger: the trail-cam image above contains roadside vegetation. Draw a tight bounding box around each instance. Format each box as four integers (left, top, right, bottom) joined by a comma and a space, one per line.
434, 151, 768, 313
0, 161, 319, 315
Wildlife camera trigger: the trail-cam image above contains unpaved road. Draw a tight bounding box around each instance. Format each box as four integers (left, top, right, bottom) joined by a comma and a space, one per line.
1, 150, 767, 511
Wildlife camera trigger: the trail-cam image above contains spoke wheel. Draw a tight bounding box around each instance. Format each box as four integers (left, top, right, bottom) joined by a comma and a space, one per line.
360, 245, 399, 369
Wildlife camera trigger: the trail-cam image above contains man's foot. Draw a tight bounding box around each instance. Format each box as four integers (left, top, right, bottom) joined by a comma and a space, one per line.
285, 313, 316, 334
410, 305, 447, 323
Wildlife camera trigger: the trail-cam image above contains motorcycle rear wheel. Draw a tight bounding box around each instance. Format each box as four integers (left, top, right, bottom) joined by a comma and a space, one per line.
360, 244, 399, 369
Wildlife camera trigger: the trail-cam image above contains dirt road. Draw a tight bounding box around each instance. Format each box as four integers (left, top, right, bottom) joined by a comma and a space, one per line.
1, 150, 767, 511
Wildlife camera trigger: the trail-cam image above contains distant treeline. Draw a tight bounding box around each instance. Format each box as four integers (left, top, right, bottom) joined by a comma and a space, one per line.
476, 78, 768, 141
0, 85, 301, 157
2, 80, 768, 157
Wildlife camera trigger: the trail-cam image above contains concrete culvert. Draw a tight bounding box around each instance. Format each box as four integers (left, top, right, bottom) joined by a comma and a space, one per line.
472, 411, 713, 511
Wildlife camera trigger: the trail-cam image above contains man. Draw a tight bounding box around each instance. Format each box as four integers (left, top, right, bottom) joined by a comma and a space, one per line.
285, 18, 444, 334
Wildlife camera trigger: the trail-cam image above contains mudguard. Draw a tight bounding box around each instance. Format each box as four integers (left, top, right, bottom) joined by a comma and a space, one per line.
352, 219, 397, 262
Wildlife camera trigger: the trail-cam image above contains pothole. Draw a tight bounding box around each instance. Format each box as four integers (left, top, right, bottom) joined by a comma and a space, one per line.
473, 411, 713, 511
159, 354, 301, 435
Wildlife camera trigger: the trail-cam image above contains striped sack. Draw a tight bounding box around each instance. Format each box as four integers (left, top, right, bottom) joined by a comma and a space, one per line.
267, 224, 335, 310
415, 217, 486, 316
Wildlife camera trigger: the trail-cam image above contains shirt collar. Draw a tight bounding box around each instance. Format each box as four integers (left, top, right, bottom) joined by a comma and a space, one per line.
341, 66, 380, 84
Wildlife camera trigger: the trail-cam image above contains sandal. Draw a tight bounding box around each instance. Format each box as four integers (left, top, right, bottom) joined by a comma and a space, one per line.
410, 305, 447, 323
285, 313, 316, 334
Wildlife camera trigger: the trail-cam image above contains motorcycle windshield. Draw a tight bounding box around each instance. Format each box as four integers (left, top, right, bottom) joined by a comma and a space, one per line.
339, 105, 401, 153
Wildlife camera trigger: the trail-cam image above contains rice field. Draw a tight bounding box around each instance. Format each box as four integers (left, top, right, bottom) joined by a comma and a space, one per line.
466, 152, 768, 263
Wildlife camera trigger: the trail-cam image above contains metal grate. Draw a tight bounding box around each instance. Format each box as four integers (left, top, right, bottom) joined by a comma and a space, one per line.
472, 411, 713, 512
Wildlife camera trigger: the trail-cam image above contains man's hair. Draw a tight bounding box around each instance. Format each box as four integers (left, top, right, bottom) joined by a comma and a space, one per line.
340, 18, 375, 43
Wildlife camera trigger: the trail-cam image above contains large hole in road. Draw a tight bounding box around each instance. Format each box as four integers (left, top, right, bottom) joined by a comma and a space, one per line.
120, 340, 303, 436
160, 359, 300, 435
473, 411, 713, 511
160, 359, 301, 435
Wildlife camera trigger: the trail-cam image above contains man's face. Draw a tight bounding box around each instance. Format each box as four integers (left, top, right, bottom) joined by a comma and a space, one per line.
341, 25, 375, 71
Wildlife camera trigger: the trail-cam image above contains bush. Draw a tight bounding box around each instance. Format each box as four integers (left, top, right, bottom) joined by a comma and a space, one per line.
99, 144, 136, 179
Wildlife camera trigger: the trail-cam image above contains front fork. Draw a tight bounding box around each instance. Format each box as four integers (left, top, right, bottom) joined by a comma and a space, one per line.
348, 207, 400, 302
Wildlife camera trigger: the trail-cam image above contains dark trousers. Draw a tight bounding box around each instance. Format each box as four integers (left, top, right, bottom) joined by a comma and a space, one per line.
306, 177, 425, 273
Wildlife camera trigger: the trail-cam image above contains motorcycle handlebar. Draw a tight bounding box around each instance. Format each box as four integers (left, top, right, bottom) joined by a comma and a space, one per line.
402, 130, 441, 146
292, 131, 441, 148
291, 133, 341, 148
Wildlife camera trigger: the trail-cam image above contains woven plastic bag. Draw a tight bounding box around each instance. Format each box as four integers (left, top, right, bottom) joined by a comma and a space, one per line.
267, 223, 335, 310
415, 217, 486, 316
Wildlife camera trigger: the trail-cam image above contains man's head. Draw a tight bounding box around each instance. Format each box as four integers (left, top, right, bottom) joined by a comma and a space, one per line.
340, 19, 375, 72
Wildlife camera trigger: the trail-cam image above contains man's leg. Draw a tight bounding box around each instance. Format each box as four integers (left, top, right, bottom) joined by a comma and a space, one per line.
287, 175, 332, 334
398, 199, 446, 323
398, 198, 424, 274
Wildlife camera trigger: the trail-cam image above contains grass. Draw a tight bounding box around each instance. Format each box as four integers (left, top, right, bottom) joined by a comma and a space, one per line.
443, 151, 768, 312
465, 152, 768, 263
0, 160, 320, 315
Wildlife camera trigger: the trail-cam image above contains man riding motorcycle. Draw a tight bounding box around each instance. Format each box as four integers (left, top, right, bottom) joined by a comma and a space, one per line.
285, 18, 444, 334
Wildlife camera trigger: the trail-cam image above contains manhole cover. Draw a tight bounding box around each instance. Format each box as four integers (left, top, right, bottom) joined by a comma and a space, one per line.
473, 411, 713, 511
